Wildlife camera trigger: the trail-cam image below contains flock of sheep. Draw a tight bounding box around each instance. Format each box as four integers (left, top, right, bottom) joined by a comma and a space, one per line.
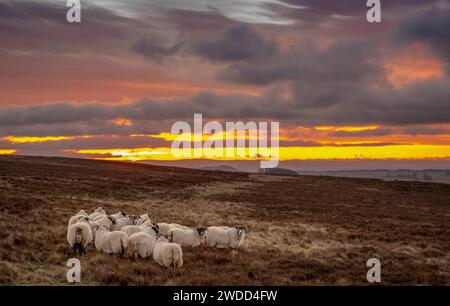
67, 207, 247, 268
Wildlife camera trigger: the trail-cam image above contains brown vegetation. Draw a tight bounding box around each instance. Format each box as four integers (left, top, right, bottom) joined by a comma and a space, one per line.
0, 155, 449, 285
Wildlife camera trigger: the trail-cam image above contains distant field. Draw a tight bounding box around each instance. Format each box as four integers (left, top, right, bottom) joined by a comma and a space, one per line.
0, 156, 449, 285
298, 170, 450, 184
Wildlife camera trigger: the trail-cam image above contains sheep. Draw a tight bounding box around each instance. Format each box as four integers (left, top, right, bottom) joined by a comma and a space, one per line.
137, 213, 152, 225
94, 226, 128, 256
88, 207, 106, 220
67, 209, 90, 227
89, 221, 100, 241
167, 227, 207, 247
67, 219, 93, 255
121, 220, 155, 237
110, 215, 135, 231
142, 224, 159, 237
77, 209, 89, 217
205, 226, 246, 249
153, 236, 183, 268
157, 223, 191, 236
96, 215, 116, 230
68, 214, 87, 227
111, 211, 127, 220
127, 232, 157, 260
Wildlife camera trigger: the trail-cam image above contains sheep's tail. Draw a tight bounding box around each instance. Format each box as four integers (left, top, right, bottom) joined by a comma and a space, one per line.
75, 227, 83, 244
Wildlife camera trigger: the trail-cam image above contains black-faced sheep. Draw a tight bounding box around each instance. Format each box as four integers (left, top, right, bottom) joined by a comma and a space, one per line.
205, 226, 246, 249
167, 227, 207, 247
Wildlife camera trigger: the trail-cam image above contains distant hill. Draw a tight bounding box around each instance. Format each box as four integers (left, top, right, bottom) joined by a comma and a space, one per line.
200, 165, 238, 172
259, 167, 298, 176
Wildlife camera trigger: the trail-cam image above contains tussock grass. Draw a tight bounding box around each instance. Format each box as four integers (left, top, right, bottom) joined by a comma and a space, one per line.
0, 155, 449, 285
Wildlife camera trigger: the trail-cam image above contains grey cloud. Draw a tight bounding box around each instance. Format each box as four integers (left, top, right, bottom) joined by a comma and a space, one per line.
219, 39, 380, 86
397, 7, 450, 61
133, 23, 277, 62
192, 24, 277, 62
330, 128, 393, 138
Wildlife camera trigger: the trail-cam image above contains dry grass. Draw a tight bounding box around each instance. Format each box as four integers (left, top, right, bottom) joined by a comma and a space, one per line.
0, 155, 449, 285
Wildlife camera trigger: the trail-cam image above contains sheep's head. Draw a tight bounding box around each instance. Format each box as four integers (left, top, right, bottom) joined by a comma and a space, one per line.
120, 211, 127, 218
108, 216, 116, 225
152, 225, 159, 234
235, 226, 246, 236
196, 227, 208, 238
130, 215, 140, 225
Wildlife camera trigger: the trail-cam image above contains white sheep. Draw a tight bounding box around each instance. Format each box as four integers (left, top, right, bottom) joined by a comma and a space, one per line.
68, 214, 87, 227
205, 226, 246, 249
110, 211, 127, 220
157, 223, 191, 236
88, 207, 106, 220
121, 220, 155, 237
89, 221, 100, 240
96, 215, 116, 230
110, 216, 134, 231
137, 213, 152, 225
77, 209, 89, 217
167, 227, 207, 247
153, 236, 183, 268
67, 219, 93, 255
94, 226, 128, 256
127, 232, 157, 259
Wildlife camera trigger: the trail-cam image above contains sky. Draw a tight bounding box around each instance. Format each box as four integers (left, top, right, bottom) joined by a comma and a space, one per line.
1, 0, 450, 171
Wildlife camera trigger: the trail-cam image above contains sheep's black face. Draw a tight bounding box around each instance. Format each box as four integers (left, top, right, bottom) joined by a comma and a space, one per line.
108, 216, 116, 225
235, 226, 246, 236
130, 215, 140, 225
120, 211, 127, 217
152, 226, 159, 234
196, 227, 207, 237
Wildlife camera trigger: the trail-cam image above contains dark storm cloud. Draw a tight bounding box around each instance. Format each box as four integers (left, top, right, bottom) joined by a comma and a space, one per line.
219, 39, 379, 86
192, 24, 277, 62
397, 6, 450, 61
1, 76, 450, 134
132, 23, 277, 62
